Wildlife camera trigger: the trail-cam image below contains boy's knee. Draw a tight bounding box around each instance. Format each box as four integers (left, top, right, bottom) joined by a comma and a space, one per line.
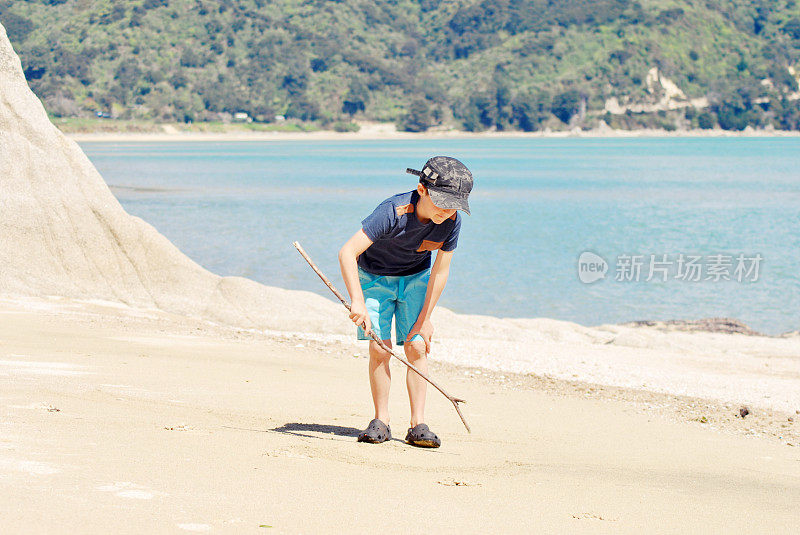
404, 340, 427, 360
369, 340, 392, 361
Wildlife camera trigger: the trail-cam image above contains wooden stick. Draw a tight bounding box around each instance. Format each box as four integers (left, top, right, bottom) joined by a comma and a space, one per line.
293, 241, 471, 433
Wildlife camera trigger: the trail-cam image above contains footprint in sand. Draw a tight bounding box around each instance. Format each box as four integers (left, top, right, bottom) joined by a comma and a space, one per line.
177, 523, 212, 532
571, 512, 618, 521
437, 478, 480, 487
0, 358, 93, 376
264, 448, 311, 459
0, 457, 61, 475
95, 482, 163, 500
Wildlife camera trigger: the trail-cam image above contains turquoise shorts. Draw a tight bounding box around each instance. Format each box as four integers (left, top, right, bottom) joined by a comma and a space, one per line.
356, 267, 430, 346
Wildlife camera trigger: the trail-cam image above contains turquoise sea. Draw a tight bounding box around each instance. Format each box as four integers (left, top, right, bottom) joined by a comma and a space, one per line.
80, 138, 800, 335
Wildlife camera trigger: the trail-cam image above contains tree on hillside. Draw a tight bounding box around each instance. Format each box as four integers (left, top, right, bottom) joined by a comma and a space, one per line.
511, 91, 552, 131
783, 18, 800, 40
697, 111, 716, 129
773, 97, 800, 130
342, 80, 369, 115
399, 99, 432, 132
1, 12, 35, 42
551, 90, 582, 124
456, 93, 497, 132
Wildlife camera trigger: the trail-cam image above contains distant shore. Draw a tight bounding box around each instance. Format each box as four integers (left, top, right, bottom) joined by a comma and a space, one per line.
64, 121, 800, 142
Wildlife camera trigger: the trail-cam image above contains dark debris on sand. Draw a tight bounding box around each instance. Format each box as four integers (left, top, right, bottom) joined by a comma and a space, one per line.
623, 317, 767, 336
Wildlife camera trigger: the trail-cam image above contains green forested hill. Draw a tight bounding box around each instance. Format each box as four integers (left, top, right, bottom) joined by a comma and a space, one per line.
2, 0, 800, 131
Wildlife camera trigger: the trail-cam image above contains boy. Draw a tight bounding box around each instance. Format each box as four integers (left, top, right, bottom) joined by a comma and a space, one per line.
338, 156, 473, 448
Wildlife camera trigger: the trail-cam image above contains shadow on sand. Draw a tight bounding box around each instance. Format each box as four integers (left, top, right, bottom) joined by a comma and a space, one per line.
270, 422, 362, 439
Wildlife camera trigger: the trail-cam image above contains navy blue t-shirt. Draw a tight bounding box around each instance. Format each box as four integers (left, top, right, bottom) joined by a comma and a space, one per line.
358, 190, 461, 276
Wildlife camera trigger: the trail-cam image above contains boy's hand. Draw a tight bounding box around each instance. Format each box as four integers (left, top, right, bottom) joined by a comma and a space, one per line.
349, 300, 371, 334
406, 318, 434, 353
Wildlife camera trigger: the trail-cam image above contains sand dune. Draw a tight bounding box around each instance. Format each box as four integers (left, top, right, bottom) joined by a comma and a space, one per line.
0, 24, 343, 335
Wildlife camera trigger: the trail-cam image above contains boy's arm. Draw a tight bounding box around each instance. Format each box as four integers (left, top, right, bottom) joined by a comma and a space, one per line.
338, 229, 374, 332
406, 249, 454, 353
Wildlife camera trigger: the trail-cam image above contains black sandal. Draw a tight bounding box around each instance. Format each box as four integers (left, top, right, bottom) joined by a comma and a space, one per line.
357, 419, 391, 444
404, 423, 441, 448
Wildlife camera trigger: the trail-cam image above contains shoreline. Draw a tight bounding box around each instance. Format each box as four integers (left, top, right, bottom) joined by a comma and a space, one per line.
65, 125, 800, 143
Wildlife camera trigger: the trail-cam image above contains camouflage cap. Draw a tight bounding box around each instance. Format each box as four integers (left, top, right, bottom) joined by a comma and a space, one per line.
406, 156, 473, 215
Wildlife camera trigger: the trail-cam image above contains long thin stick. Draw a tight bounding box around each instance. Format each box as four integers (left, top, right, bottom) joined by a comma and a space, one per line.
293, 241, 471, 433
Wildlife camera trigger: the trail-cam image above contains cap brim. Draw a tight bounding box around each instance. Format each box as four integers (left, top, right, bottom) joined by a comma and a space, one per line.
428, 188, 470, 215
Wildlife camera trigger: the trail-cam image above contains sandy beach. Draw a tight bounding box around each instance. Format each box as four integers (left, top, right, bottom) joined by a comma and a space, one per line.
62, 120, 800, 143
1, 296, 799, 533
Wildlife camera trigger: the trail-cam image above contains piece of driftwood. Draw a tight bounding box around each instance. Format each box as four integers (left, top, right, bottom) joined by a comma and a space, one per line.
293, 241, 471, 433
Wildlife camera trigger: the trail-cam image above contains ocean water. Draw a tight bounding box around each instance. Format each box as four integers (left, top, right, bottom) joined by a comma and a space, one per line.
80, 138, 800, 335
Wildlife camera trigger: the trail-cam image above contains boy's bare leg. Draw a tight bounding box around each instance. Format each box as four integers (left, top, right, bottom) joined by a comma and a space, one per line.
404, 340, 428, 427
368, 339, 392, 425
